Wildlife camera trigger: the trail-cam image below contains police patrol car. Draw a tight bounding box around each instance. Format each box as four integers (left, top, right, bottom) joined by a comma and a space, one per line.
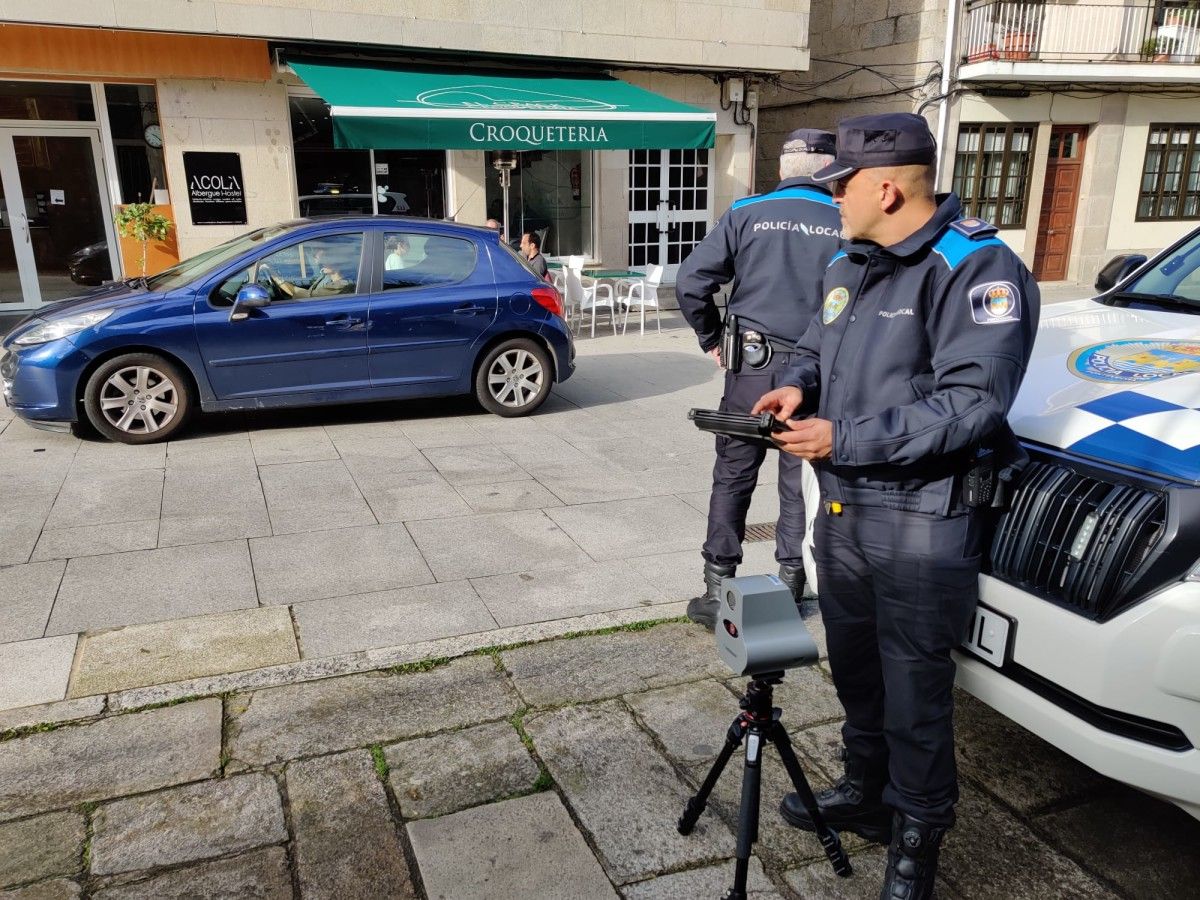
956, 225, 1200, 822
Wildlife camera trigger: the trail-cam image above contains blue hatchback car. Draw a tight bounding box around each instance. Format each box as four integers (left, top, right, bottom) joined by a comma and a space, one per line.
1, 217, 574, 444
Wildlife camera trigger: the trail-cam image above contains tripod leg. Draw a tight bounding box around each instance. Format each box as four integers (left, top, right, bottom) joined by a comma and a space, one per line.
678, 717, 745, 835
768, 724, 853, 878
724, 729, 765, 900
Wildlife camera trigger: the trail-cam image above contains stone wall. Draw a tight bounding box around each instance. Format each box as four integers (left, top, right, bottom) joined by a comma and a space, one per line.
0, 0, 811, 73
755, 0, 947, 193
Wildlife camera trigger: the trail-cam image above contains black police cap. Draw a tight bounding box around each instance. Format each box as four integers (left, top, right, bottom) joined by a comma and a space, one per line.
780, 128, 836, 156
812, 113, 936, 183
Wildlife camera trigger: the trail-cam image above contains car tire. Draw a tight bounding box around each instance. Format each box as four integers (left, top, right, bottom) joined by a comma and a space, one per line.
474, 338, 553, 417
83, 353, 194, 444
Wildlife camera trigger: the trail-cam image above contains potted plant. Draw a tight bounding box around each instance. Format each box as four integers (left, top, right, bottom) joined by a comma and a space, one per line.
1142, 35, 1174, 61
1001, 29, 1036, 60
114, 203, 173, 277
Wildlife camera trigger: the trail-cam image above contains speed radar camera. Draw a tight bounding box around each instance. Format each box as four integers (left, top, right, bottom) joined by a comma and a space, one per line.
715, 574, 819, 676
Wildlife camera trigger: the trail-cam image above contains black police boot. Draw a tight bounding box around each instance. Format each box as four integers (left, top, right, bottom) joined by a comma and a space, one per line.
779, 753, 893, 844
778, 563, 806, 609
685, 561, 736, 629
879, 812, 945, 900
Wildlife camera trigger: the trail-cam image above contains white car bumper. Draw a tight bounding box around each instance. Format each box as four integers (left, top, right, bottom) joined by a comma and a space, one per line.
957, 575, 1200, 821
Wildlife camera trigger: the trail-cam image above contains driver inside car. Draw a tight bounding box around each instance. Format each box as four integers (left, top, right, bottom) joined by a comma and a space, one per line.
262, 246, 355, 299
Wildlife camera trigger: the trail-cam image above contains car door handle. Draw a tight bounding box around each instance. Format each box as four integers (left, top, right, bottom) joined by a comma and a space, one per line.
453, 304, 487, 315
324, 315, 363, 327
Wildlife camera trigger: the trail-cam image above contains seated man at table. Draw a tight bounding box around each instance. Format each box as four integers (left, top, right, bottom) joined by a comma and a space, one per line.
520, 230, 550, 280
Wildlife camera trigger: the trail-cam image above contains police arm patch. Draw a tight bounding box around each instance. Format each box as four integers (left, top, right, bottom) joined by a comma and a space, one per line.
968, 281, 1021, 324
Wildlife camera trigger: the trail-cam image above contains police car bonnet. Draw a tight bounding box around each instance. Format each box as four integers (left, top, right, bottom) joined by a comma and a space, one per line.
813, 113, 936, 183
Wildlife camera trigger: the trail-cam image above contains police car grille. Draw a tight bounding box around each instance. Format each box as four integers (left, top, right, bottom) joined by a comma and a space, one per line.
990, 462, 1167, 621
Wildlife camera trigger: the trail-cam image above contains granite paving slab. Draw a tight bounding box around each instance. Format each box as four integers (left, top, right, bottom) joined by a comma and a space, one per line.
525, 700, 735, 883
0, 560, 67, 644
69, 607, 299, 697
31, 520, 160, 562
406, 509, 590, 581
292, 580, 498, 658
249, 523, 434, 605
0, 879, 81, 899
90, 847, 292, 900
469, 563, 671, 627
624, 680, 742, 766
164, 434, 258, 470
286, 751, 415, 898
349, 469, 471, 523
454, 479, 563, 513
622, 858, 780, 899
90, 773, 287, 876
46, 541, 257, 635
0, 699, 221, 820
258, 460, 376, 535
384, 720, 540, 819
784, 846, 894, 900
248, 425, 339, 465
0, 811, 85, 888
546, 496, 706, 561
422, 444, 530, 486
225, 655, 519, 769
157, 467, 270, 547
500, 623, 728, 708
0, 697, 105, 736
1035, 786, 1200, 900
407, 792, 618, 900
44, 469, 164, 531
728, 665, 845, 732
0, 498, 55, 567
0, 634, 76, 710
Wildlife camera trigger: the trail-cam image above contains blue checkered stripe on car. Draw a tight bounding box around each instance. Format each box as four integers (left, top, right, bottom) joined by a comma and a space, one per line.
1064, 389, 1200, 483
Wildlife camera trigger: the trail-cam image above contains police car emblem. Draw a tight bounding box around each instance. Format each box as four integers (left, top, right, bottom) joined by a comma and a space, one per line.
822, 286, 850, 324
968, 281, 1020, 324
1069, 340, 1200, 384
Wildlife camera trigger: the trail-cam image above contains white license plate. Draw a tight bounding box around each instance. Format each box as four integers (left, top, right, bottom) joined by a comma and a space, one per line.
961, 604, 1012, 668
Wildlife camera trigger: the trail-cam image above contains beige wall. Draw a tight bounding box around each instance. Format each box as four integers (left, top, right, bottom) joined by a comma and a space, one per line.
158, 78, 296, 260
0, 0, 810, 73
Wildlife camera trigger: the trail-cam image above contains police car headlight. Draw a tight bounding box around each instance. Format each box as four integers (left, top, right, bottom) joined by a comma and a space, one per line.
12, 309, 114, 346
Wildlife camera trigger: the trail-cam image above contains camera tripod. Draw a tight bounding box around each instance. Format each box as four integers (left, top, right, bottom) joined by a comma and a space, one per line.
678, 672, 852, 899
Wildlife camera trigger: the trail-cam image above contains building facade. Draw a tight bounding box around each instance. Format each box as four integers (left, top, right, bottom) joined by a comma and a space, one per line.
0, 1, 813, 312
758, 0, 1200, 284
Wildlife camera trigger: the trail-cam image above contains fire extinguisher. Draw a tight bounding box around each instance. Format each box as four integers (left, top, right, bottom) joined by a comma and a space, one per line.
570, 164, 581, 201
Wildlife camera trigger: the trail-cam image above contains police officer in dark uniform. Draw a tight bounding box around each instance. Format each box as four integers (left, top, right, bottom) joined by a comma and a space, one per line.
752, 113, 1040, 899
676, 128, 843, 628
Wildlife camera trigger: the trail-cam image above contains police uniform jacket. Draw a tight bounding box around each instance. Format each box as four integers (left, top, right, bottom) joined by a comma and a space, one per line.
780, 193, 1040, 515
676, 176, 842, 350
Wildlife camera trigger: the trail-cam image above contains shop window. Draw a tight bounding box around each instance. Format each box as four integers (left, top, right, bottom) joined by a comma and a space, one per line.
1136, 124, 1200, 221
289, 96, 445, 218
484, 150, 593, 257
380, 232, 476, 290
0, 81, 94, 121
952, 123, 1035, 228
103, 84, 167, 204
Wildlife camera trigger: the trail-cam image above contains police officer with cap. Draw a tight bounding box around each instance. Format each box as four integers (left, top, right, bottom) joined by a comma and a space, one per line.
752, 113, 1039, 899
676, 128, 843, 628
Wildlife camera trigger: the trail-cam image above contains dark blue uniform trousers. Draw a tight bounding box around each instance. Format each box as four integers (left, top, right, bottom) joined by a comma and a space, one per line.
815, 503, 982, 826
703, 351, 805, 567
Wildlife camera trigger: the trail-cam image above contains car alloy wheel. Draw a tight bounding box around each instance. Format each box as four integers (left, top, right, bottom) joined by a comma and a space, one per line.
486, 347, 544, 409
97, 365, 179, 435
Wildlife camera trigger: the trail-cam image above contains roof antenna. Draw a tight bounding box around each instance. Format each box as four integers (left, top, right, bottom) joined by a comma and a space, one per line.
448, 184, 480, 223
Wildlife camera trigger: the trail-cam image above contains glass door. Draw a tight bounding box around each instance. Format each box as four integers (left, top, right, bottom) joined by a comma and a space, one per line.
627, 149, 712, 282
0, 126, 119, 310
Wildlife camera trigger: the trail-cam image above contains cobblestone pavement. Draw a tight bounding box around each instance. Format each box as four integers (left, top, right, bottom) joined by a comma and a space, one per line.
3, 620, 1198, 900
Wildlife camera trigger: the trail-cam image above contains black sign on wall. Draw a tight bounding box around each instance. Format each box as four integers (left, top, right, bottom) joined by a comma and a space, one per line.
183, 151, 247, 225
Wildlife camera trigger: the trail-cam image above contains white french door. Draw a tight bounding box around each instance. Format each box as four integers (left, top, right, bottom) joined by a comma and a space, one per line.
0, 126, 119, 311
627, 149, 713, 282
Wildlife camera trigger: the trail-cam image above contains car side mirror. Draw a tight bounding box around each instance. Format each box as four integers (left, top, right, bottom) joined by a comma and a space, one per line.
230, 283, 270, 322
1095, 254, 1148, 293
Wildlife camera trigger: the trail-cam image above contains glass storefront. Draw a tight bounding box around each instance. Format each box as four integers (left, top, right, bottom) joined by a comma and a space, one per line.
103, 84, 168, 204
289, 96, 445, 218
484, 150, 593, 256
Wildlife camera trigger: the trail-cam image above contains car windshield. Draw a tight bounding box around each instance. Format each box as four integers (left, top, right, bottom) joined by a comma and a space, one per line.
144, 224, 298, 292
1121, 230, 1200, 311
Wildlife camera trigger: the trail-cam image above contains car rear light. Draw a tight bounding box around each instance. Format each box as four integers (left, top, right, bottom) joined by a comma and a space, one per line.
531, 285, 563, 318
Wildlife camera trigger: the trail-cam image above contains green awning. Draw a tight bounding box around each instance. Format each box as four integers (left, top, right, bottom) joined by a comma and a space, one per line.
291, 60, 716, 151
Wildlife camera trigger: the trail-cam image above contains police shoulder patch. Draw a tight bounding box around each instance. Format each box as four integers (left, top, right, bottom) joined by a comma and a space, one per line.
949, 217, 999, 240
969, 281, 1021, 325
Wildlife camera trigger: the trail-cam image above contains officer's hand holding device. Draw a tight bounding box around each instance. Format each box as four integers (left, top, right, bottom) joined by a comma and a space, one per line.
751, 385, 804, 422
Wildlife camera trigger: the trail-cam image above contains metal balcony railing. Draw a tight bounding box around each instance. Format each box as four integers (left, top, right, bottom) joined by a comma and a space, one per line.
962, 1, 1200, 65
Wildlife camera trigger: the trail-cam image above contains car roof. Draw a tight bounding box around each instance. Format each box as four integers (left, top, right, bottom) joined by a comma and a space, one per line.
283, 215, 500, 239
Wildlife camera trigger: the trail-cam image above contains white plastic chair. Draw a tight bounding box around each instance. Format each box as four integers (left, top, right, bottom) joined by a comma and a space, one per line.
617, 264, 663, 335
565, 262, 616, 337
